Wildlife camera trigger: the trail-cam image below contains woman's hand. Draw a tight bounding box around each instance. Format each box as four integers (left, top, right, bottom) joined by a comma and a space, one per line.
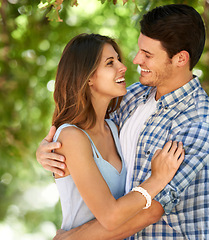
151, 141, 184, 186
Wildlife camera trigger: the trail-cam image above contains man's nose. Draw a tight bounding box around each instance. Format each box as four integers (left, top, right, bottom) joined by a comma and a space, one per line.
133, 51, 143, 65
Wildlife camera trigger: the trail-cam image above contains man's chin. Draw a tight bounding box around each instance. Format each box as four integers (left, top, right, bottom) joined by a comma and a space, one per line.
139, 76, 154, 87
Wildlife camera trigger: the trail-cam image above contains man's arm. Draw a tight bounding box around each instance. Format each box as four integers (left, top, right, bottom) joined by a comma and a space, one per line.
155, 122, 209, 214
53, 200, 164, 240
36, 126, 66, 176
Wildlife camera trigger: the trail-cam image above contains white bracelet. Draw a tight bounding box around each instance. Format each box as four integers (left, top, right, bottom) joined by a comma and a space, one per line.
131, 186, 152, 209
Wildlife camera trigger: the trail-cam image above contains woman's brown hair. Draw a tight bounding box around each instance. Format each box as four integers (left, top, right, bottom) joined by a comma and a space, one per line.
52, 33, 123, 129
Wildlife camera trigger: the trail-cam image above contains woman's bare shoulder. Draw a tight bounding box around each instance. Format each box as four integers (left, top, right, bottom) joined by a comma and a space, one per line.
58, 125, 89, 145
54, 126, 92, 178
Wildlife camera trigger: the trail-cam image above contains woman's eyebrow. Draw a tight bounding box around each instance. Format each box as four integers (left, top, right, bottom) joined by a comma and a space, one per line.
104, 54, 119, 62
105, 57, 114, 62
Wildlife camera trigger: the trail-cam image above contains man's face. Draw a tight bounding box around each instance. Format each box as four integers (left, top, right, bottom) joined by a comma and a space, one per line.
133, 34, 174, 88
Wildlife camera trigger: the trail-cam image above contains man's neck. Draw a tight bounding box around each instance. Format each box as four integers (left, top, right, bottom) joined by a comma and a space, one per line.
155, 71, 193, 100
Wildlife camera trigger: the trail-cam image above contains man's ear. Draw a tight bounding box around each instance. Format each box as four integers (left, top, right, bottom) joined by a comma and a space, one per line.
173, 50, 190, 67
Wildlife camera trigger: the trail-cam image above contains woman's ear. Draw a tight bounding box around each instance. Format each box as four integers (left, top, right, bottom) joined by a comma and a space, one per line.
173, 50, 190, 67
88, 78, 93, 86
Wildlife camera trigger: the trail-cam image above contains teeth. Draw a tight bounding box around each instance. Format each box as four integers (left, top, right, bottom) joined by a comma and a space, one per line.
141, 69, 151, 73
116, 77, 125, 83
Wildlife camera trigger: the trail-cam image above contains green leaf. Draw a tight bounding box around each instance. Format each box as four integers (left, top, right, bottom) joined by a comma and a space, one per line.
46, 8, 59, 21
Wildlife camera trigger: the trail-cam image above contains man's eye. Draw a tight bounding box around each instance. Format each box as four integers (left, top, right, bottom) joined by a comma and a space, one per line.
145, 55, 151, 59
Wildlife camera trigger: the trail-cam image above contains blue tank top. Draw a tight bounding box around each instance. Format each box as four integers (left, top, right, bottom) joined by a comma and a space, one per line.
54, 119, 126, 230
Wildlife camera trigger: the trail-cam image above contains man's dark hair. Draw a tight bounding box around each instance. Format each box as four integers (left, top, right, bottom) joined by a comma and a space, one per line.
140, 4, 205, 70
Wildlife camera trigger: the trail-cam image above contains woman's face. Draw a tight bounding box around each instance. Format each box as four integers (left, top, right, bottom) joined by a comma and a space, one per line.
89, 43, 127, 100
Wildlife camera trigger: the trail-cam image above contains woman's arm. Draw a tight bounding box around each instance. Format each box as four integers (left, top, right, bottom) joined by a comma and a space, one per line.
53, 200, 164, 240
56, 126, 184, 231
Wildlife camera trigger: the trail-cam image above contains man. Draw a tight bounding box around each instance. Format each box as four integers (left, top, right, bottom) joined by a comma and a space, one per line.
36, 4, 209, 239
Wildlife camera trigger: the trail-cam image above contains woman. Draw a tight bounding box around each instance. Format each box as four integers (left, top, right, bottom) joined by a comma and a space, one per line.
51, 33, 184, 232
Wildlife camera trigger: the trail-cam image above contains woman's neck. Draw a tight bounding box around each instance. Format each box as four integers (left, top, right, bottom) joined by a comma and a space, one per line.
89, 96, 110, 134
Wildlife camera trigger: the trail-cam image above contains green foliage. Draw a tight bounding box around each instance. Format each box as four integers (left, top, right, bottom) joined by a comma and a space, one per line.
0, 0, 208, 238
38, 0, 202, 22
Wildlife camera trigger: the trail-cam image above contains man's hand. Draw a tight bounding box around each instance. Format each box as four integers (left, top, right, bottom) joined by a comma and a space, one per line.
36, 126, 66, 176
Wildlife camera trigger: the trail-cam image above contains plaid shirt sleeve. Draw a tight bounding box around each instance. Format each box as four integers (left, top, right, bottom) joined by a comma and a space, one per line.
154, 121, 209, 214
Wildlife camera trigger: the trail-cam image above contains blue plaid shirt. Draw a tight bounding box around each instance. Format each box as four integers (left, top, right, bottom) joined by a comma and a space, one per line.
111, 76, 209, 239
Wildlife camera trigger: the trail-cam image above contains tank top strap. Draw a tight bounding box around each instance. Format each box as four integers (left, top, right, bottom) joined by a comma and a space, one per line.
53, 123, 100, 158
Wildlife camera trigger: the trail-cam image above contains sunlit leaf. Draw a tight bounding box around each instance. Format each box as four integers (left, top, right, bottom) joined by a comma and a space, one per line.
70, 0, 79, 6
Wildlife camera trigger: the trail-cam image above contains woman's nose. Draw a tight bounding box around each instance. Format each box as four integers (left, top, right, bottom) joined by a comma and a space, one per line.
118, 62, 127, 73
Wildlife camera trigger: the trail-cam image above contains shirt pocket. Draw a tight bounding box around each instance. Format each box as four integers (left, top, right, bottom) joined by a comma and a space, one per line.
142, 124, 170, 158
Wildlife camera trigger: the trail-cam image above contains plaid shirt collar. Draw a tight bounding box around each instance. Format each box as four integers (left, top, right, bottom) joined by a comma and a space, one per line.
140, 76, 200, 110
119, 76, 203, 192
119, 76, 200, 130
156, 76, 200, 110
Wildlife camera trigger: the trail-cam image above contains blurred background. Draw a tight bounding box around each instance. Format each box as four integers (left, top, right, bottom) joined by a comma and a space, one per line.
0, 0, 208, 239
